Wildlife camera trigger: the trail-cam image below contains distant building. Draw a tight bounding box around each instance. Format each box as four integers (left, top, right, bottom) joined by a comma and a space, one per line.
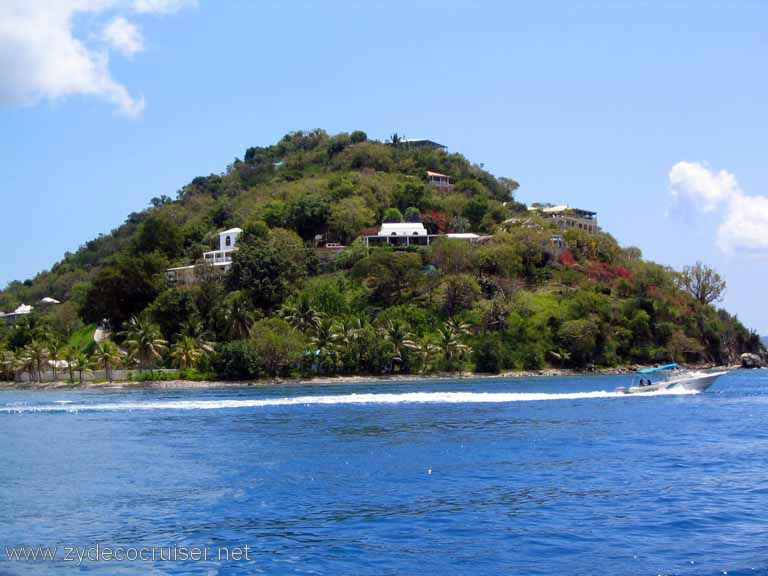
0, 301, 51, 326
363, 220, 485, 247
400, 139, 447, 151
165, 265, 199, 286
378, 222, 429, 238
528, 204, 599, 233
203, 228, 243, 268
426, 171, 453, 192
166, 227, 243, 286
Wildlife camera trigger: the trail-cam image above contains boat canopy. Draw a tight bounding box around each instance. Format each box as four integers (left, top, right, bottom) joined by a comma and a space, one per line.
638, 363, 679, 374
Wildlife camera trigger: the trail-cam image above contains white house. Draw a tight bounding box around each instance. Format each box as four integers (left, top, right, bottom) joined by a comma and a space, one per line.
203, 228, 243, 268
167, 227, 243, 285
1, 303, 34, 326
377, 222, 428, 238
364, 219, 485, 247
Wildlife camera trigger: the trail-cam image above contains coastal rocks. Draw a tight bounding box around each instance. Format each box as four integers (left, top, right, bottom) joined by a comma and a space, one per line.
740, 353, 764, 369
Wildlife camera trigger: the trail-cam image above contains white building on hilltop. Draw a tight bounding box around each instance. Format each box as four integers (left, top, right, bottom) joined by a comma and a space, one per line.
203, 228, 243, 267
377, 222, 428, 238
1, 298, 59, 326
167, 227, 243, 286
364, 220, 484, 247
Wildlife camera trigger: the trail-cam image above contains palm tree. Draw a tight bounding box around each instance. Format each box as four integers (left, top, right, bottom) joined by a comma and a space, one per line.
0, 349, 17, 382
121, 316, 168, 372
170, 336, 205, 370
47, 337, 63, 382
414, 336, 438, 374
63, 346, 78, 383
176, 318, 216, 351
380, 320, 416, 373
91, 341, 123, 382
223, 291, 255, 340
177, 319, 216, 355
446, 318, 472, 337
70, 351, 92, 384
281, 295, 321, 333
389, 133, 402, 147
334, 317, 363, 373
310, 319, 339, 374
436, 320, 472, 372
13, 350, 34, 383
25, 340, 49, 383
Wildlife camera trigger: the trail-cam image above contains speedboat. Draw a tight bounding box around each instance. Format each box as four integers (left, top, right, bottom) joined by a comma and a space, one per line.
615, 363, 727, 395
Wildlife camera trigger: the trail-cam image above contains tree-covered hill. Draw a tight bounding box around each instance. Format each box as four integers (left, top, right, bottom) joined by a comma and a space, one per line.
0, 130, 763, 380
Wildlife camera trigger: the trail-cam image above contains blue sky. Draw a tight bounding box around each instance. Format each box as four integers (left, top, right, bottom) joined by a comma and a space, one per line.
2, 1, 767, 332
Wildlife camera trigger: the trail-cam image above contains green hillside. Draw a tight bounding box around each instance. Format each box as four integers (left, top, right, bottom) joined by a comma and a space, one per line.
0, 130, 762, 379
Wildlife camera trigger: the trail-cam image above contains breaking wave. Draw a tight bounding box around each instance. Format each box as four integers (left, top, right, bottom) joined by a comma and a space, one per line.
1, 388, 698, 414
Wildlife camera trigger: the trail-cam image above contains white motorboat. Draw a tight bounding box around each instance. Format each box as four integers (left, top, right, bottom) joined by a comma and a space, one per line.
616, 363, 727, 395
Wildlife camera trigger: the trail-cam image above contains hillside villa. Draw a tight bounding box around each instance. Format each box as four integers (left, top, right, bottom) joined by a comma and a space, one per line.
1, 297, 60, 326
166, 227, 242, 286
363, 220, 485, 247
427, 171, 454, 193
527, 203, 599, 233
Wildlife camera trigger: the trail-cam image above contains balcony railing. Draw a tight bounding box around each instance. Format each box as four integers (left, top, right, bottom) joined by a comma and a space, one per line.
203, 249, 235, 265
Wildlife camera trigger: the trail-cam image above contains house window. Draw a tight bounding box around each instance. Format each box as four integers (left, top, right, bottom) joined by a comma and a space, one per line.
226, 236, 232, 247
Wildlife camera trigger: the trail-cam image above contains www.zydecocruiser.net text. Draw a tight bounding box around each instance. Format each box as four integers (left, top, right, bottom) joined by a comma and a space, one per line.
4, 544, 252, 566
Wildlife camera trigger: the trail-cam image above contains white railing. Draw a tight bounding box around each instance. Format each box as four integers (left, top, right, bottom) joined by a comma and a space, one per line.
203, 249, 235, 264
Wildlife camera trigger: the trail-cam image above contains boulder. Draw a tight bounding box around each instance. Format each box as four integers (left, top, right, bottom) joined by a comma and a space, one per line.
740, 353, 763, 369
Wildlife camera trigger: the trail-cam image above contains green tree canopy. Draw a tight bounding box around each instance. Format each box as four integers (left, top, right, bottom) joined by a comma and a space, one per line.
329, 197, 375, 244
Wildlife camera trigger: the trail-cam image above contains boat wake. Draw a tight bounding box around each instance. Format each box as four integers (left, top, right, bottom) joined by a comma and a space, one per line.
1, 388, 699, 414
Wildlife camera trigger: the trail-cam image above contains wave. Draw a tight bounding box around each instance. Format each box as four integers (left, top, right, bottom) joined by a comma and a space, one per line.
0, 388, 698, 414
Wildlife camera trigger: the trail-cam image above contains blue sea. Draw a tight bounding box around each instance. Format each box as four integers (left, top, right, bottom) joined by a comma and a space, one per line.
1, 370, 767, 575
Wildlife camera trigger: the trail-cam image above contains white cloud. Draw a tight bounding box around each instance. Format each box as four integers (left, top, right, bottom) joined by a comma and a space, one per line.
669, 161, 768, 255
0, 0, 192, 117
717, 191, 768, 254
103, 16, 144, 57
668, 161, 738, 213
133, 0, 196, 14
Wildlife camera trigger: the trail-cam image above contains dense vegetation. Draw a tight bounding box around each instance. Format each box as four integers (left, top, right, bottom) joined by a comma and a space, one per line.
0, 130, 762, 382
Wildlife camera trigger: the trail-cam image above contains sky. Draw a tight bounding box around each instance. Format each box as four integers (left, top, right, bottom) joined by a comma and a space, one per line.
1, 0, 767, 332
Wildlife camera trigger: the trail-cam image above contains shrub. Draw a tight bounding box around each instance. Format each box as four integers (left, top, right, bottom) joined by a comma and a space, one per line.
249, 318, 305, 377
213, 340, 260, 380
435, 274, 481, 316
382, 207, 404, 223
404, 207, 421, 223
473, 335, 505, 373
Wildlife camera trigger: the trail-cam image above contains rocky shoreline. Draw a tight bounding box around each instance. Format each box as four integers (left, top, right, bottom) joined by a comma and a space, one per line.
0, 364, 739, 392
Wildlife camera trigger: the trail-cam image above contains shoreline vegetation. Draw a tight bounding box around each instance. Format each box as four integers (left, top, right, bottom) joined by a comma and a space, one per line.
2, 130, 764, 388
0, 364, 740, 392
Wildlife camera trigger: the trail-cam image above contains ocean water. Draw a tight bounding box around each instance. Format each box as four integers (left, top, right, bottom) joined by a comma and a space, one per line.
1, 371, 767, 575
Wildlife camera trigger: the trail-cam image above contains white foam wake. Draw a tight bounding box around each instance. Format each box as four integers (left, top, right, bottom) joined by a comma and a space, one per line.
1, 388, 698, 414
